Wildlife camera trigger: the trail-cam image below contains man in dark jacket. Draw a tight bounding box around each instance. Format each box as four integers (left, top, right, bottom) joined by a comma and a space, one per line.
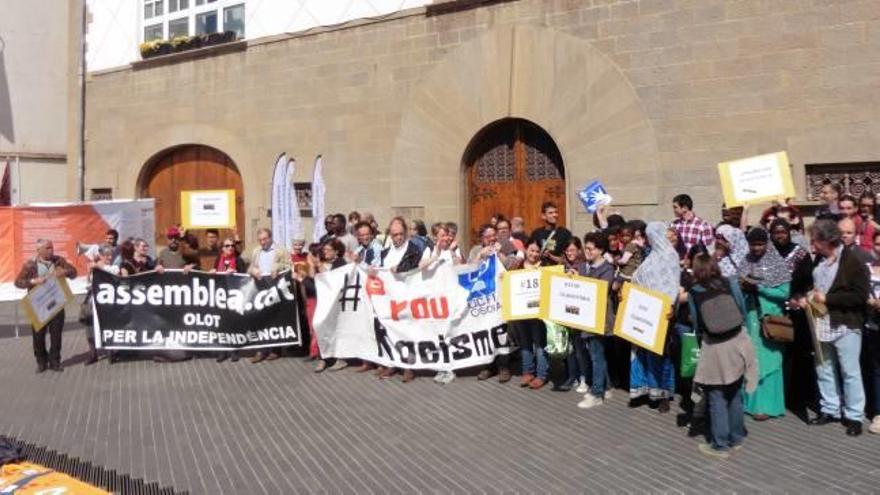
800, 219, 869, 436
14, 239, 77, 373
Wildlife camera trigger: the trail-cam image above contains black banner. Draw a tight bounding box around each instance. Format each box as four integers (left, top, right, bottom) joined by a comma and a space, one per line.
92, 269, 305, 351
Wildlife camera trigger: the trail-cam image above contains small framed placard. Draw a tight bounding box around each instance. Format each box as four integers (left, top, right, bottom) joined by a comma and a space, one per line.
181, 189, 236, 229
538, 270, 608, 334
21, 275, 74, 331
613, 282, 672, 355
501, 266, 563, 321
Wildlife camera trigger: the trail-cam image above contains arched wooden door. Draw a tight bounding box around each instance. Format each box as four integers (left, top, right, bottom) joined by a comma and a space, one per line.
466, 119, 565, 241
139, 145, 245, 254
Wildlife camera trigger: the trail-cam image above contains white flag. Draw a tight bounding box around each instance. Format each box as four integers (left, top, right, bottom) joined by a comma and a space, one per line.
286, 157, 303, 241
270, 152, 289, 245
311, 154, 326, 242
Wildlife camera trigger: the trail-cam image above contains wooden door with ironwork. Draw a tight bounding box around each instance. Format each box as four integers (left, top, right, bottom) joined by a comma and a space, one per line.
466, 119, 565, 242
140, 145, 245, 256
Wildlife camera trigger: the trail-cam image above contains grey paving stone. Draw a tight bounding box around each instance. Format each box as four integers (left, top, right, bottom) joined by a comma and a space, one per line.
1, 324, 879, 494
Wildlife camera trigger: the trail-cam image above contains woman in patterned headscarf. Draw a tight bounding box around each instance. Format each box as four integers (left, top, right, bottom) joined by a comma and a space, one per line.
629, 222, 681, 413
715, 224, 748, 278
738, 227, 792, 420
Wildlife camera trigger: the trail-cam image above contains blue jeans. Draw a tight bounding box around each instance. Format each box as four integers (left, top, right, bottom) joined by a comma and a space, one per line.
816, 330, 865, 422
567, 334, 590, 384
587, 336, 608, 397
519, 319, 548, 379
706, 379, 745, 451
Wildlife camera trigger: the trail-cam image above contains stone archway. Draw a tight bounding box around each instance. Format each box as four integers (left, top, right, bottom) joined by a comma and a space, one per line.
388, 24, 661, 243
138, 144, 245, 255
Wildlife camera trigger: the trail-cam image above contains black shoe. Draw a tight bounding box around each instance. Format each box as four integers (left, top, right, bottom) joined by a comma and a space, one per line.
809, 413, 839, 426
216, 354, 229, 363
845, 420, 863, 437
49, 362, 64, 372
36, 362, 48, 374
84, 353, 98, 366
230, 354, 240, 362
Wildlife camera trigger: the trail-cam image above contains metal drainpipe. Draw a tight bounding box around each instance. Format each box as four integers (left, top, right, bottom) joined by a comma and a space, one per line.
77, 0, 87, 201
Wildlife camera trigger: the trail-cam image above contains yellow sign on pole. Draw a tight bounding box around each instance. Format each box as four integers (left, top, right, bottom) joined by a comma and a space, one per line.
538, 270, 608, 334
613, 282, 672, 355
717, 151, 795, 207
180, 189, 236, 229
21, 275, 74, 331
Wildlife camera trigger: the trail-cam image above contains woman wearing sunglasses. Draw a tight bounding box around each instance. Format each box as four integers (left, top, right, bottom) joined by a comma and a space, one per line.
211, 237, 248, 362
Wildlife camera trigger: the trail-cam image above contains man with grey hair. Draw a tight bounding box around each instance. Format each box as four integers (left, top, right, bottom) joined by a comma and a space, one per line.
799, 219, 869, 436
248, 227, 291, 363
14, 239, 77, 373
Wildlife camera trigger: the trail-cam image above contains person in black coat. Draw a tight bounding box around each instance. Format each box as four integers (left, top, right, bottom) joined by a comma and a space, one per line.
798, 219, 869, 436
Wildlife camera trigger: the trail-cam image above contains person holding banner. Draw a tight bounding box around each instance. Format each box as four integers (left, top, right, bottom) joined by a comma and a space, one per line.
211, 237, 247, 363
249, 228, 291, 363
738, 228, 791, 421
469, 224, 513, 383
82, 245, 120, 365
376, 217, 429, 382
628, 222, 680, 413
576, 232, 617, 409
15, 239, 78, 373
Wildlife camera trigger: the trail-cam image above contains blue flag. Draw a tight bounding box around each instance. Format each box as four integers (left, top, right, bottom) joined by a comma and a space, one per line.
577, 180, 612, 213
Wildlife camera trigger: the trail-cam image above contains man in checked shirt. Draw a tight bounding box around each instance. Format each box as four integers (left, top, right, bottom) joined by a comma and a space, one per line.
671, 193, 715, 252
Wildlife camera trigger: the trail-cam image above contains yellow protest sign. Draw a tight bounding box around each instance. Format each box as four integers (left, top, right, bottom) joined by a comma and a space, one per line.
717, 151, 795, 207
21, 274, 74, 331
180, 189, 236, 229
538, 270, 608, 334
501, 266, 563, 321
613, 282, 672, 355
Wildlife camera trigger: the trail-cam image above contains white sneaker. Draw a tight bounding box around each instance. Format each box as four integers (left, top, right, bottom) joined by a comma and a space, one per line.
604, 389, 613, 400
575, 379, 588, 394
870, 416, 880, 434
577, 394, 604, 409
434, 370, 456, 385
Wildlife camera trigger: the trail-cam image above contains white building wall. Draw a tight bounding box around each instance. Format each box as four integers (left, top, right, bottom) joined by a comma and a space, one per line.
0, 0, 70, 154
86, 0, 432, 72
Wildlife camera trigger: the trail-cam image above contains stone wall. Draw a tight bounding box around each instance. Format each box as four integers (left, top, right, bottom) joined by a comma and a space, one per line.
81, 0, 880, 243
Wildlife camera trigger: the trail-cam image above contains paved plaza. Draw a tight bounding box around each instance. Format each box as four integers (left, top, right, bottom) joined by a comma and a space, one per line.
1, 321, 879, 494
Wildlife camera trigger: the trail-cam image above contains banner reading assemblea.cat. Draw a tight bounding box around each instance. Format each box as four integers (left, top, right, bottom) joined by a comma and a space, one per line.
313, 256, 512, 371
92, 269, 305, 351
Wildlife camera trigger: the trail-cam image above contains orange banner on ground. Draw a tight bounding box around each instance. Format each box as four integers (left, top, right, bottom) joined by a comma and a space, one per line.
0, 462, 110, 494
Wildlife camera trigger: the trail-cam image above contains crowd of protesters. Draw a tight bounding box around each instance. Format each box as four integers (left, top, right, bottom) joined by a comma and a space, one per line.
14, 184, 880, 459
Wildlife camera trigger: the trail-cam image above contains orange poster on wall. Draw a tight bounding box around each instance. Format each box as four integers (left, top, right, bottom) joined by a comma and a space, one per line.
0, 200, 155, 286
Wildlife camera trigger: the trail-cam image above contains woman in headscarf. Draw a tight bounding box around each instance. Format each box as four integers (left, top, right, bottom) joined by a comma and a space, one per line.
714, 224, 748, 278
629, 222, 681, 413
738, 227, 791, 420
770, 218, 817, 417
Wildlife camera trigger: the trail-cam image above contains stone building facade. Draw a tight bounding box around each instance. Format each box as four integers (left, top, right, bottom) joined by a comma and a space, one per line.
80, 0, 880, 245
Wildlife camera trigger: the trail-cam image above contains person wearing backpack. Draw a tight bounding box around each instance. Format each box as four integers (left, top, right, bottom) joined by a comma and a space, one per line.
688, 253, 757, 459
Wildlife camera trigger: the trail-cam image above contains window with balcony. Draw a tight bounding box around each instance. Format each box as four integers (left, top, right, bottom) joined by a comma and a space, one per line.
141, 0, 244, 44
223, 4, 245, 39
144, 23, 163, 41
